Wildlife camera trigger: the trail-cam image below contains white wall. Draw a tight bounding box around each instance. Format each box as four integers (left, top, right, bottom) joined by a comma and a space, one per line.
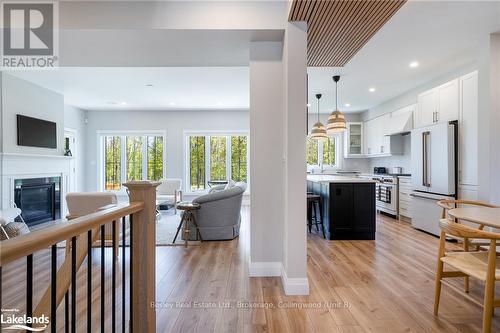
249, 41, 284, 267
64, 105, 87, 192
84, 109, 249, 192
1, 73, 65, 156
489, 33, 500, 204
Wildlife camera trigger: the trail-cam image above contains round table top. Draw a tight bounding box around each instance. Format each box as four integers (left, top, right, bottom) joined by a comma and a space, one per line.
176, 201, 201, 210
448, 207, 500, 228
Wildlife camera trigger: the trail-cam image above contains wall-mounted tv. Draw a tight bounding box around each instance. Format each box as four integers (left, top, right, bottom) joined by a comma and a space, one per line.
17, 115, 57, 149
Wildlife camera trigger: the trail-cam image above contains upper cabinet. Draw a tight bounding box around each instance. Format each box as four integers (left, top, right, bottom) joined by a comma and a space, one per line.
344, 122, 364, 158
416, 78, 459, 128
458, 71, 478, 187
362, 114, 403, 157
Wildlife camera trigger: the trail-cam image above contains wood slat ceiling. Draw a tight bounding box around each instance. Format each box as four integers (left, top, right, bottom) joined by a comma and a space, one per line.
289, 0, 407, 67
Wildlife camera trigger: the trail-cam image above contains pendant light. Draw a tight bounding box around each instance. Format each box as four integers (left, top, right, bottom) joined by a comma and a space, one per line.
327, 75, 347, 133
310, 93, 328, 141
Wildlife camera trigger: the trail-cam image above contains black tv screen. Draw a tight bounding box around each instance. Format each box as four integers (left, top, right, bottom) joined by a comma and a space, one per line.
17, 115, 57, 149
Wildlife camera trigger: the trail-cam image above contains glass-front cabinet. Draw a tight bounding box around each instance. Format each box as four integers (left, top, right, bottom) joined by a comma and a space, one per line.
344, 122, 364, 158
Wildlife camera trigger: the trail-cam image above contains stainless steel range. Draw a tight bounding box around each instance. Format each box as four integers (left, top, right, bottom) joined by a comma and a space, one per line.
372, 175, 398, 216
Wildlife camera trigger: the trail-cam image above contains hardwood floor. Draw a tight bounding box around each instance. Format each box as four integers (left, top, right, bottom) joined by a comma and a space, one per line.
2, 209, 500, 332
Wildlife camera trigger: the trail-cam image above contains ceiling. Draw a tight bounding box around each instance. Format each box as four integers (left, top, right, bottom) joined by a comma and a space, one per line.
289, 0, 406, 67
5, 1, 500, 112
307, 0, 500, 113
6, 67, 249, 111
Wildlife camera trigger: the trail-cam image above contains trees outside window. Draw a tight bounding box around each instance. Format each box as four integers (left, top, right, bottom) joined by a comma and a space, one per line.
231, 136, 247, 182
187, 133, 249, 191
102, 134, 164, 190
190, 136, 206, 191
147, 136, 163, 181
306, 136, 338, 167
104, 136, 121, 190
210, 136, 227, 181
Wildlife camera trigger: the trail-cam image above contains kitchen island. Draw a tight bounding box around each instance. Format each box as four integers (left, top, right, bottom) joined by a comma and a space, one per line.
307, 175, 376, 240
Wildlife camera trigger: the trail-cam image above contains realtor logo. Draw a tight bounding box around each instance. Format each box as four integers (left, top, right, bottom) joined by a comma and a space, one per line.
1, 1, 58, 68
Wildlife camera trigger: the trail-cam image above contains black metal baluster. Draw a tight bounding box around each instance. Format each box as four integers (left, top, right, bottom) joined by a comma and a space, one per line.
87, 230, 92, 333
51, 245, 57, 333
121, 217, 126, 333
112, 220, 117, 333
0, 266, 3, 333
71, 237, 77, 333
65, 292, 69, 333
27, 254, 33, 330
101, 225, 105, 333
129, 215, 133, 333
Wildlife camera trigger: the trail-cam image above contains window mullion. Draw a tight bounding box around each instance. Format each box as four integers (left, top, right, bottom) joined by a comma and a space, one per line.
121, 136, 127, 186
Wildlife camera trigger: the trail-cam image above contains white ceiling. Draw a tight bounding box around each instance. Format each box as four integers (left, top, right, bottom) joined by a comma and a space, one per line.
6, 67, 250, 111
5, 1, 500, 112
307, 0, 500, 113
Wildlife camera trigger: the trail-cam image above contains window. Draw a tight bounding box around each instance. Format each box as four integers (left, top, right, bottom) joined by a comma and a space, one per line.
147, 136, 164, 181
186, 133, 249, 192
231, 136, 247, 183
189, 136, 206, 191
101, 133, 165, 191
306, 137, 318, 165
104, 136, 121, 190
306, 136, 338, 167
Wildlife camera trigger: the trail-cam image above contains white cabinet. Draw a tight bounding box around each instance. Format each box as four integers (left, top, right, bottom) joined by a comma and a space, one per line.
416, 79, 459, 128
398, 177, 412, 220
459, 71, 478, 188
363, 114, 403, 157
344, 122, 364, 158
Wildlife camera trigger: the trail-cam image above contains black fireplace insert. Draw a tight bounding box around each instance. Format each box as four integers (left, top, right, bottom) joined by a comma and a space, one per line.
14, 177, 61, 226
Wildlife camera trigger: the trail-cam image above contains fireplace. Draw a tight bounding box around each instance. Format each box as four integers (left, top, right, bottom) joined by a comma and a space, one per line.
14, 177, 61, 227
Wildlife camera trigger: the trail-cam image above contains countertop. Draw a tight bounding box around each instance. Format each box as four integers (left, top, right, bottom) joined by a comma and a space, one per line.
307, 175, 376, 183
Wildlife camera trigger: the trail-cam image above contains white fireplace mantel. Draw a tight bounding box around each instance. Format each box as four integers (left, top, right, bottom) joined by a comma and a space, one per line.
1, 152, 72, 214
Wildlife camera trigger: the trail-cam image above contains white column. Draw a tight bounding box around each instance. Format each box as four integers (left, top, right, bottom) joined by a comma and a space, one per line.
249, 41, 285, 276
281, 21, 309, 295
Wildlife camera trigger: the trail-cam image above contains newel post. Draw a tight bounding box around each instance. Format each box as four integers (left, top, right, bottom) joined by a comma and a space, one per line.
122, 180, 160, 333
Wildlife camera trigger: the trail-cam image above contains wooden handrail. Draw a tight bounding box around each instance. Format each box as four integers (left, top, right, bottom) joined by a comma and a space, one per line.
0, 202, 144, 265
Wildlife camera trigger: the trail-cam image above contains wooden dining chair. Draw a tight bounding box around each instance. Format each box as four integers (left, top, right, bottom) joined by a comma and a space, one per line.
437, 199, 500, 292
434, 218, 500, 333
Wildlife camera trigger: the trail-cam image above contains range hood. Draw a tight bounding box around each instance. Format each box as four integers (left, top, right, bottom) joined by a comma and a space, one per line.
385, 111, 413, 136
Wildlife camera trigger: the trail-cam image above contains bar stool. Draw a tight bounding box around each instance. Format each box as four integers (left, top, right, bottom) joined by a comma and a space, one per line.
173, 201, 202, 247
307, 194, 326, 239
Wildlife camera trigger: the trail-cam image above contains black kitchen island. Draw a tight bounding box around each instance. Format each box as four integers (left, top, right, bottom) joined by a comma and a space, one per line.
307, 175, 376, 240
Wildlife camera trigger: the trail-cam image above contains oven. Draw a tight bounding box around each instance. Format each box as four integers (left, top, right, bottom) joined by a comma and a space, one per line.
374, 176, 398, 216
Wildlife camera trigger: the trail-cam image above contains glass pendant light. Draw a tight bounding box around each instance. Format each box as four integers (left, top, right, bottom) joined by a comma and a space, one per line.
310, 93, 328, 141
327, 75, 347, 133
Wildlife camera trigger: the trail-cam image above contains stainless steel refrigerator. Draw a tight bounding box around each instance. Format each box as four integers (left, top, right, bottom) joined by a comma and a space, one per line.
410, 121, 457, 236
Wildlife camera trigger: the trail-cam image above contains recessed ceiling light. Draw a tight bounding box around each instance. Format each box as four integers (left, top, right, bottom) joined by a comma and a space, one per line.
120, 102, 127, 105
145, 84, 154, 87
409, 61, 419, 68
369, 87, 376, 92
169, 102, 175, 106
344, 103, 351, 107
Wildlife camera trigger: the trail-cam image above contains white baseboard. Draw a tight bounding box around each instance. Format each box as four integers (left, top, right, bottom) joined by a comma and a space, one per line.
248, 261, 281, 277
281, 265, 309, 295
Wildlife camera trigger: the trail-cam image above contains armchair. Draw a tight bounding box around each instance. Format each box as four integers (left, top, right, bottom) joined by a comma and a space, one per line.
183, 182, 246, 241
157, 178, 183, 213
66, 192, 119, 258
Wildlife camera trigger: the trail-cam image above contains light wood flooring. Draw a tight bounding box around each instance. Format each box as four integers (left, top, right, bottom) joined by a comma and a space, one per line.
2, 209, 500, 332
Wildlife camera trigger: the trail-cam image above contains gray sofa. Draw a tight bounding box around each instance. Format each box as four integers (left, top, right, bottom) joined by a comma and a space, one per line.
182, 182, 247, 241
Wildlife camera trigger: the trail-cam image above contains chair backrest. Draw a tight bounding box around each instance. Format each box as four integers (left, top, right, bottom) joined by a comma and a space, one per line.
157, 179, 182, 195
66, 192, 118, 218
439, 218, 500, 240
437, 199, 499, 219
